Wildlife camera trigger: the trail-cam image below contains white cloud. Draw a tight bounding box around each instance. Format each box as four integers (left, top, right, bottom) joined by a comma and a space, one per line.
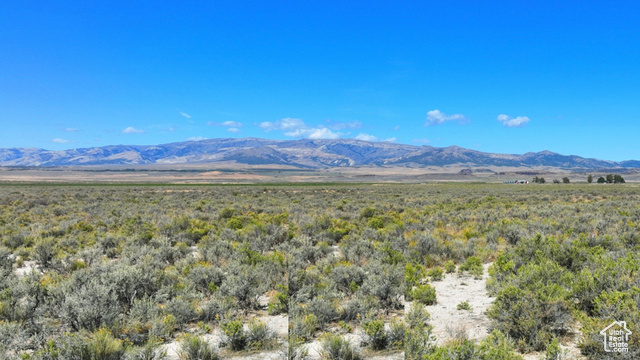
64, 128, 79, 133
260, 118, 341, 139
52, 138, 70, 143
413, 138, 431, 144
122, 126, 144, 134
307, 128, 340, 139
168, 127, 176, 132
393, 126, 400, 131
221, 121, 242, 127
260, 118, 306, 131
497, 114, 530, 127
383, 137, 397, 142
179, 111, 192, 119
227, 127, 240, 133
426, 109, 467, 126
186, 136, 207, 141
355, 133, 378, 142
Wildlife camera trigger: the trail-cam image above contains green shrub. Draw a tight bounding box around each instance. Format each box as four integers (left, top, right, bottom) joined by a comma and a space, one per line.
338, 320, 353, 333
404, 262, 427, 298
444, 260, 456, 273
406, 303, 430, 330
360, 207, 376, 219
246, 318, 276, 350
386, 319, 405, 350
178, 334, 219, 360
424, 338, 478, 359
428, 267, 444, 281
478, 330, 523, 360
319, 333, 361, 360
131, 341, 169, 360
405, 327, 434, 360
221, 320, 246, 351
457, 301, 471, 311
89, 328, 125, 360
290, 314, 318, 341
544, 336, 562, 360
267, 284, 289, 315
412, 284, 437, 305
459, 256, 483, 279
488, 283, 571, 352
362, 319, 386, 350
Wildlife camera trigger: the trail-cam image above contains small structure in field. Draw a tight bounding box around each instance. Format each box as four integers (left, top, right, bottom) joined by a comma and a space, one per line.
503, 180, 529, 184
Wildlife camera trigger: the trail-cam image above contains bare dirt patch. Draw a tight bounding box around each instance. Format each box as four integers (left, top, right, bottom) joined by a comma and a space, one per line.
422, 263, 494, 345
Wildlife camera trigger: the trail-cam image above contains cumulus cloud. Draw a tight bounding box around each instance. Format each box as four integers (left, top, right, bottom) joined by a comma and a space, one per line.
497, 114, 530, 127
122, 126, 144, 134
355, 133, 378, 142
306, 128, 340, 139
383, 137, 397, 142
227, 127, 240, 133
186, 136, 207, 141
52, 138, 70, 143
64, 128, 79, 133
259, 118, 341, 139
179, 111, 192, 119
426, 109, 467, 126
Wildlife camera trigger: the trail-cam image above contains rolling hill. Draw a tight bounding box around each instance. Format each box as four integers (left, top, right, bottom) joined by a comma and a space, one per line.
0, 138, 636, 169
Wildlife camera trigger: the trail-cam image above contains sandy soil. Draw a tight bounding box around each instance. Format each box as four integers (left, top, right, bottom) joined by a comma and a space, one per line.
419, 263, 495, 345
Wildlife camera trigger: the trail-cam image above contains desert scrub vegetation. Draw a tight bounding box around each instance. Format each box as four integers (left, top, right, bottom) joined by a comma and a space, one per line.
0, 183, 638, 359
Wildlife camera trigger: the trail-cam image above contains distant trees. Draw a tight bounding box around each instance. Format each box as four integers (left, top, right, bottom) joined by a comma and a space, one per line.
562, 177, 570, 184
606, 174, 614, 183
593, 174, 625, 184
532, 176, 546, 184
587, 175, 593, 183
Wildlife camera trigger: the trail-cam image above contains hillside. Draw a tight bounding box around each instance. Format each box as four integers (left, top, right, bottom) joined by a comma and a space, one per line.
0, 138, 636, 169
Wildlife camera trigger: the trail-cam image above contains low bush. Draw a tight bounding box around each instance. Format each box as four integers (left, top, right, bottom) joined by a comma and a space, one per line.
246, 318, 276, 351
178, 334, 219, 360
412, 284, 437, 305
319, 333, 361, 360
221, 320, 246, 351
428, 267, 444, 281
362, 319, 387, 350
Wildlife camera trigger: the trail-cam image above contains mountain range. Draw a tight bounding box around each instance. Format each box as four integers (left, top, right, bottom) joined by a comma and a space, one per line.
1, 138, 638, 169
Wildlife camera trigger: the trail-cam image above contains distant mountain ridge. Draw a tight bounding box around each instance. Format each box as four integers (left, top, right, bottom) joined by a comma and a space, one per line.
0, 138, 637, 169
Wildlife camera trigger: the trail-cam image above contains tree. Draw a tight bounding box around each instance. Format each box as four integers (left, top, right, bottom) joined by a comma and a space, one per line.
587, 175, 593, 183
553, 179, 560, 184
562, 177, 570, 184
614, 174, 625, 183
538, 177, 546, 184
597, 176, 606, 183
605, 174, 614, 184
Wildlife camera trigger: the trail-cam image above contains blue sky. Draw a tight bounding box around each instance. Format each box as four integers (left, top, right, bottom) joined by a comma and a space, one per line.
1, 1, 639, 160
